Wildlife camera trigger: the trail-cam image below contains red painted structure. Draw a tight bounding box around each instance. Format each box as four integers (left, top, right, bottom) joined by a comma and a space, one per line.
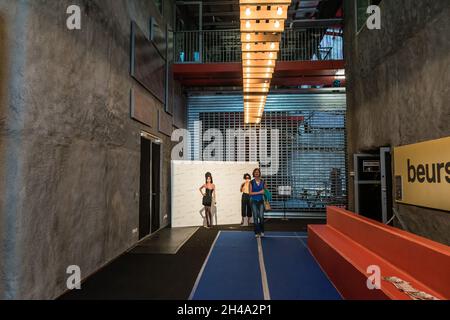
308, 207, 450, 300
173, 60, 345, 87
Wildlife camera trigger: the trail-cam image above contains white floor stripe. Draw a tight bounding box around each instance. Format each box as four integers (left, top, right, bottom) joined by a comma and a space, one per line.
257, 237, 271, 300
189, 231, 221, 300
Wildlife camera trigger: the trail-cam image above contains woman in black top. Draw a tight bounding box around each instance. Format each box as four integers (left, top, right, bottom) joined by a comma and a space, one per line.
199, 172, 216, 228
240, 173, 252, 226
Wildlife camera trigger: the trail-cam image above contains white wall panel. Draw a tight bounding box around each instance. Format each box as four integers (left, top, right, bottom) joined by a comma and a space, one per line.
171, 161, 259, 227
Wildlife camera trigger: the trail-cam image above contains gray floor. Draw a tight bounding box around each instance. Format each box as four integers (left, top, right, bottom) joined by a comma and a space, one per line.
129, 227, 200, 255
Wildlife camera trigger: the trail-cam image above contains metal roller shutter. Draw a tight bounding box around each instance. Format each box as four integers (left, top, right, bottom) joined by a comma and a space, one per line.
187, 93, 347, 218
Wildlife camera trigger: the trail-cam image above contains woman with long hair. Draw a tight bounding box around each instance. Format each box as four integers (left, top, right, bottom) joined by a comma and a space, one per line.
249, 168, 268, 237
240, 173, 252, 226
199, 172, 216, 228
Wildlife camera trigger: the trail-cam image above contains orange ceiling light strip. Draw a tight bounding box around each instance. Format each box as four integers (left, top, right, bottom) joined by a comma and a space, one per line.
240, 0, 291, 4
242, 42, 280, 52
243, 78, 271, 84
240, 0, 290, 124
244, 51, 278, 61
243, 66, 275, 73
241, 33, 282, 43
243, 59, 276, 67
244, 84, 271, 89
240, 6, 289, 20
241, 20, 285, 33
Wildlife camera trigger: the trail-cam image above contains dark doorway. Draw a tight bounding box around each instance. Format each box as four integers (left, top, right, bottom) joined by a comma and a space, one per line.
354, 148, 393, 223
354, 153, 382, 222
139, 134, 162, 240
139, 136, 151, 239
151, 142, 161, 233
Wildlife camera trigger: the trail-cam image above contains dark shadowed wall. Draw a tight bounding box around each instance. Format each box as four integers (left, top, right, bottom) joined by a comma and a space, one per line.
0, 0, 186, 299
344, 0, 450, 245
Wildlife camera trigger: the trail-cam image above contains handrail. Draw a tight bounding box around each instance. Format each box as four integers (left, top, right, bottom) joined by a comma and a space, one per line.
174, 26, 343, 63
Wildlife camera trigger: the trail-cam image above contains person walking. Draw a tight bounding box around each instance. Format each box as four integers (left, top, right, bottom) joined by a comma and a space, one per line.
249, 168, 267, 237
240, 173, 252, 226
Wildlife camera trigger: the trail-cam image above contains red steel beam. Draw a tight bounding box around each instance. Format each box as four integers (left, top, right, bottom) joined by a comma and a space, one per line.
173, 60, 345, 87
173, 60, 344, 77
178, 76, 345, 87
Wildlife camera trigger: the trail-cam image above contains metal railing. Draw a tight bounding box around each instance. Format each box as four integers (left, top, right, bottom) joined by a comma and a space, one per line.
280, 28, 343, 61
174, 30, 242, 63
174, 26, 343, 64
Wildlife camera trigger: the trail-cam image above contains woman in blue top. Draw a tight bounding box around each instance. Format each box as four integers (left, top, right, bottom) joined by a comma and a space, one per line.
249, 168, 268, 237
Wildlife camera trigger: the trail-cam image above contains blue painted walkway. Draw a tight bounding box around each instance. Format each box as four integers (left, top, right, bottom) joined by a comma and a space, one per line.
191, 231, 264, 300
191, 231, 341, 300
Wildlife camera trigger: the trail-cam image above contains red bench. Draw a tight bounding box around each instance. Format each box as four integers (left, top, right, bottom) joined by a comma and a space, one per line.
308, 206, 450, 300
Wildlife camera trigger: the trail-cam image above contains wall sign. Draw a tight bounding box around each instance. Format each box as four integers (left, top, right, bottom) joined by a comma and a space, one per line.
363, 160, 380, 173
278, 186, 292, 196
394, 137, 450, 211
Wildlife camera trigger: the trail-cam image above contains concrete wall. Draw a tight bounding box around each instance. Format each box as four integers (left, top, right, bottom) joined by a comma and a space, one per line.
0, 0, 186, 299
344, 0, 450, 244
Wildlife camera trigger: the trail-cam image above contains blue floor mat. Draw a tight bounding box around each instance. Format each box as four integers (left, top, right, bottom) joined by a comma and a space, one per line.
191, 231, 264, 300
191, 231, 341, 300
264, 231, 308, 237
262, 236, 342, 300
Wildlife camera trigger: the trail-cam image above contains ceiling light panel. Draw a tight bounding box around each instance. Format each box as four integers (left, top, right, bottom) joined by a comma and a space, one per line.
241, 19, 285, 32
239, 5, 289, 20
242, 59, 277, 67
241, 33, 282, 43
240, 0, 290, 124
242, 42, 280, 52
243, 52, 278, 60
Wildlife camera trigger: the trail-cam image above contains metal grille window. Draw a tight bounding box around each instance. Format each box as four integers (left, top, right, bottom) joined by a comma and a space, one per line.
188, 94, 347, 218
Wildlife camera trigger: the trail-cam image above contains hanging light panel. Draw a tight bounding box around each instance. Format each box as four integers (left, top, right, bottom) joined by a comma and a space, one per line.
240, 0, 290, 124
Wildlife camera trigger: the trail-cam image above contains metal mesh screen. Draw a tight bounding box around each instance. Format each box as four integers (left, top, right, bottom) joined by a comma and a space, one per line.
187, 93, 347, 218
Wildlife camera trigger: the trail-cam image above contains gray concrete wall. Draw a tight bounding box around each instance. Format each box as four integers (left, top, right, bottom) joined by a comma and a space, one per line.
344, 0, 450, 244
0, 0, 185, 299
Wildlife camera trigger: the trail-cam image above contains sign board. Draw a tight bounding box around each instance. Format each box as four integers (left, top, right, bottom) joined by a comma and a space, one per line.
363, 160, 380, 173
278, 186, 292, 196
394, 137, 450, 211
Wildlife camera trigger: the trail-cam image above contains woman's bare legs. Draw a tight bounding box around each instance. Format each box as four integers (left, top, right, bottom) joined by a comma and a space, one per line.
205, 207, 212, 227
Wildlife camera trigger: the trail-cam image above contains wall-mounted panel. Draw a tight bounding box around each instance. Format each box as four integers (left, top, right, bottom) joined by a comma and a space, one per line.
150, 17, 167, 58
158, 109, 173, 137
131, 21, 166, 103
165, 26, 174, 115
173, 87, 186, 129
130, 88, 158, 128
